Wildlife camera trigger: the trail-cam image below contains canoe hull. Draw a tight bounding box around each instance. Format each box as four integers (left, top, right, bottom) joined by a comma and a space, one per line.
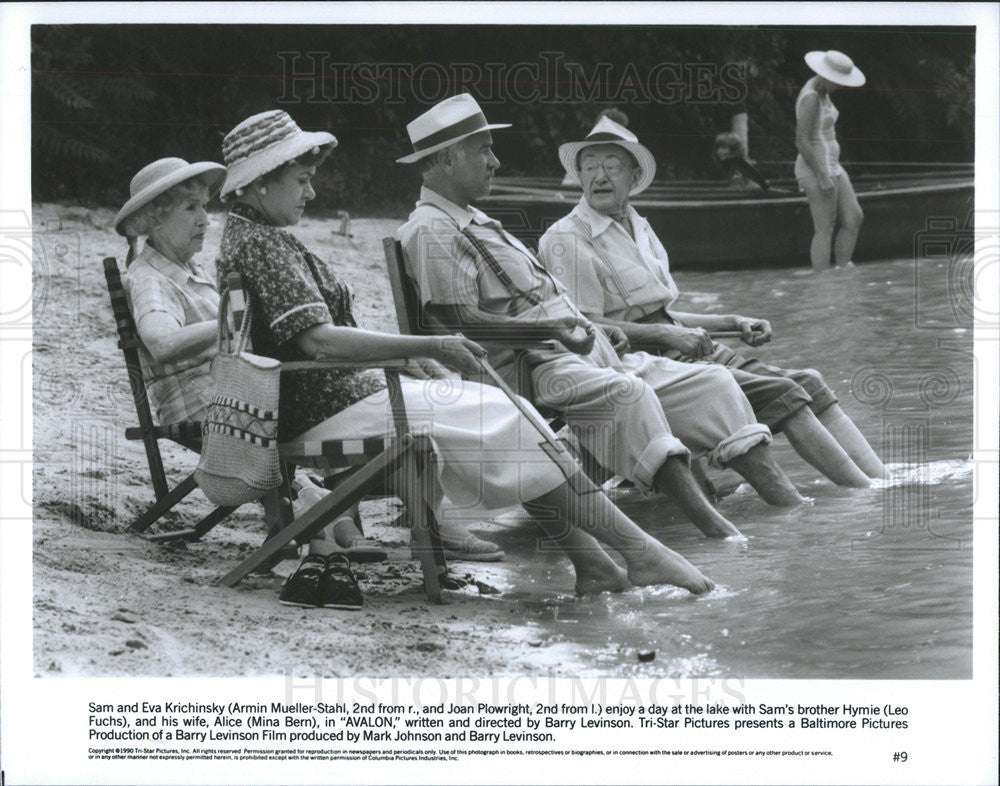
476, 173, 974, 270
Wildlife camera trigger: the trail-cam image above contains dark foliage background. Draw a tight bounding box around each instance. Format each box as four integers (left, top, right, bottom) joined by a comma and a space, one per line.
32, 24, 974, 216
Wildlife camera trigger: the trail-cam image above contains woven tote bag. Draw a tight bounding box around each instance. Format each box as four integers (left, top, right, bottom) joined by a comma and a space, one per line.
194, 283, 281, 505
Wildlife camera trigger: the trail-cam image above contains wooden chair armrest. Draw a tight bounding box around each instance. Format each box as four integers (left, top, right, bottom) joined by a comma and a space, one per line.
494, 340, 560, 351
125, 421, 203, 442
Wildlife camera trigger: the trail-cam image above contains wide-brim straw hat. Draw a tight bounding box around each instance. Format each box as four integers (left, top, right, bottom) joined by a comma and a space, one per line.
805, 50, 866, 87
558, 116, 657, 196
396, 93, 511, 164
114, 158, 226, 236
220, 110, 337, 200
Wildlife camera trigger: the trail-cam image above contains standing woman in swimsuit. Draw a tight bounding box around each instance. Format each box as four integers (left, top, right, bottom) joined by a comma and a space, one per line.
794, 50, 866, 272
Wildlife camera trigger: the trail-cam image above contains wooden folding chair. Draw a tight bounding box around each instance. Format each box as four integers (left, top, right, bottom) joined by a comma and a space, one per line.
104, 256, 247, 542
214, 273, 448, 602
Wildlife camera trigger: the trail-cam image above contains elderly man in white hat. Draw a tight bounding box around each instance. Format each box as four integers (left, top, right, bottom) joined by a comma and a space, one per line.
397, 95, 813, 541
537, 116, 886, 483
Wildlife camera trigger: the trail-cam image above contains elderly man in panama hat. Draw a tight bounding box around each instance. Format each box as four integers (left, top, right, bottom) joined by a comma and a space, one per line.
397, 95, 816, 541
537, 117, 886, 483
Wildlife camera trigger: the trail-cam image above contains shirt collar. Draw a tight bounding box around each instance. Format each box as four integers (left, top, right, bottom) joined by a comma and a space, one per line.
139, 243, 210, 286
573, 197, 641, 239
418, 186, 500, 230
228, 201, 270, 225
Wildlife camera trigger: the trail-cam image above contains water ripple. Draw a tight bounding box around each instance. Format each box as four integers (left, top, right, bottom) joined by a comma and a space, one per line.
873, 459, 973, 488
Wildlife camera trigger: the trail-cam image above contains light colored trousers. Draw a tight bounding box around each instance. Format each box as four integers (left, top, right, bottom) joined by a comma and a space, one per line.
523, 332, 772, 491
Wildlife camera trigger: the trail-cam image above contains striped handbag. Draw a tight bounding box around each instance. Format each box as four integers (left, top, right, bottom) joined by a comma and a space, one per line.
194, 283, 281, 505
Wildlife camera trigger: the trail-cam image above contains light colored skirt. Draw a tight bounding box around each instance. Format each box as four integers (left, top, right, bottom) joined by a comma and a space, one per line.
293, 379, 569, 510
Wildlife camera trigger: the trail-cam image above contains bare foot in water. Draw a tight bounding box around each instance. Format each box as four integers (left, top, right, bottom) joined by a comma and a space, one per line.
575, 562, 630, 596
623, 540, 715, 595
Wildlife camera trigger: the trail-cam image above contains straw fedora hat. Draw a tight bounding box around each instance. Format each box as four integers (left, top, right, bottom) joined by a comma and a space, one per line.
114, 158, 226, 236
220, 110, 337, 200
805, 50, 866, 87
558, 117, 657, 196
396, 93, 511, 164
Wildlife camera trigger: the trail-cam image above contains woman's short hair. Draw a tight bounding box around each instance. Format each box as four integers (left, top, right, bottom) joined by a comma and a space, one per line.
119, 174, 213, 237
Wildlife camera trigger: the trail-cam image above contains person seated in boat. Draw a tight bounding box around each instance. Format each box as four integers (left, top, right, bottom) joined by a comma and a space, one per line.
537, 117, 887, 483
215, 109, 716, 600
114, 156, 388, 568
712, 131, 758, 190
396, 94, 810, 542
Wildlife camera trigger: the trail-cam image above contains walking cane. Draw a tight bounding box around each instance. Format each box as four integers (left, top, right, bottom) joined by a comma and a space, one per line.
473, 355, 594, 494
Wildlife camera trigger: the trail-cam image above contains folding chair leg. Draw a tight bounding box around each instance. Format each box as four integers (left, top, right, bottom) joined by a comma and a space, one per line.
395, 438, 446, 604
146, 505, 237, 542
130, 473, 200, 533
216, 436, 414, 588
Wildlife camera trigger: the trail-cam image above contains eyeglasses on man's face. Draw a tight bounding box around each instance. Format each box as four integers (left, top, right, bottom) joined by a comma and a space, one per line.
579, 157, 629, 177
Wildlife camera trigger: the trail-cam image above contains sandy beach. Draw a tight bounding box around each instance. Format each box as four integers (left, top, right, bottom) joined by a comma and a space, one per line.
33, 201, 678, 679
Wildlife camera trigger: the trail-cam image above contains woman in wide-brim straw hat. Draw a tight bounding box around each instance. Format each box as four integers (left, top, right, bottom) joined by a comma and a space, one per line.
216, 108, 714, 606
794, 50, 867, 272
116, 157, 226, 426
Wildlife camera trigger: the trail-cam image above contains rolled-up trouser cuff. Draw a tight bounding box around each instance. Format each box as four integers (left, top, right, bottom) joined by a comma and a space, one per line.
801, 379, 838, 414
706, 423, 773, 469
756, 386, 813, 432
632, 434, 690, 493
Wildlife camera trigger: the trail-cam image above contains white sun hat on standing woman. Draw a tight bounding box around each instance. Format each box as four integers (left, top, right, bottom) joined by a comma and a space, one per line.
220, 110, 337, 200
805, 50, 866, 87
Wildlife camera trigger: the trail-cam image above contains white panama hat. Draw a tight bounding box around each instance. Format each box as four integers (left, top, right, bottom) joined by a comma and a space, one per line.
220, 110, 337, 200
114, 158, 226, 236
396, 93, 511, 164
558, 117, 657, 196
805, 50, 866, 87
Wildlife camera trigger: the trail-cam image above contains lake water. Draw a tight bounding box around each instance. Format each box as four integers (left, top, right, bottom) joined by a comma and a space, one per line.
471, 256, 975, 679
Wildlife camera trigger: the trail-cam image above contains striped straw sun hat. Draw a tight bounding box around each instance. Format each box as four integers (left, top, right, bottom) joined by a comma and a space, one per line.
220, 110, 337, 200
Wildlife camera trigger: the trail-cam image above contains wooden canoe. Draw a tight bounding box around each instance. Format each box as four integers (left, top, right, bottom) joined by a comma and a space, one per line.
475, 166, 974, 270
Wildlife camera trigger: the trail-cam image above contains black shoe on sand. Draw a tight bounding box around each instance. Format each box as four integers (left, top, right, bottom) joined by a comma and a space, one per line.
278, 554, 326, 608
319, 554, 364, 611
